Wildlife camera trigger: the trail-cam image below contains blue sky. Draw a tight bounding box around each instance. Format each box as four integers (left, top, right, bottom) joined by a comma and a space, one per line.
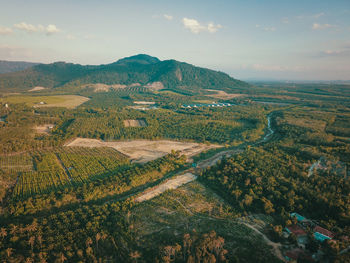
0, 0, 349, 80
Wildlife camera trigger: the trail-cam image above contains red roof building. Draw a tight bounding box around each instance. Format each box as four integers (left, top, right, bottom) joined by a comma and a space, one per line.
285, 248, 304, 260
286, 225, 307, 236
314, 226, 335, 239
285, 249, 314, 262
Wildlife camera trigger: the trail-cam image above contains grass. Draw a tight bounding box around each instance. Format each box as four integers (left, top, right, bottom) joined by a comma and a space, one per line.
0, 95, 89, 108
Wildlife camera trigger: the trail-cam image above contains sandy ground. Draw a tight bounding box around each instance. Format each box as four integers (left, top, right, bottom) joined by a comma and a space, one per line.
133, 101, 156, 105
29, 86, 46, 92
144, 81, 164, 91
135, 173, 196, 202
34, 95, 90, 109
123, 119, 148, 127
65, 138, 222, 163
205, 89, 243, 99
34, 124, 54, 134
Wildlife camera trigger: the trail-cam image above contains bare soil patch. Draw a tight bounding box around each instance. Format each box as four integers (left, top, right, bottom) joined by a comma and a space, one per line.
65, 138, 222, 163
135, 173, 197, 202
29, 86, 46, 92
34, 124, 54, 134
144, 81, 164, 91
133, 101, 156, 105
205, 89, 243, 99
123, 119, 148, 127
83, 83, 127, 92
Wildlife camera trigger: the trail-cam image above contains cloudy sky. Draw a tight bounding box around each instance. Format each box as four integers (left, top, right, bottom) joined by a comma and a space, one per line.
0, 0, 350, 80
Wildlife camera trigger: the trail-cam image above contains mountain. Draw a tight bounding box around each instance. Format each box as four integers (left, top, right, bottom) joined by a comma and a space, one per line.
0, 54, 249, 93
114, 54, 160, 65
0, 60, 40, 74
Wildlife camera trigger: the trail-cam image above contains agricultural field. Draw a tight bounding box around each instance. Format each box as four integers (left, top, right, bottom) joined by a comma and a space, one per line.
65, 138, 222, 163
11, 147, 130, 198
0, 95, 89, 108
13, 152, 69, 197
0, 153, 34, 174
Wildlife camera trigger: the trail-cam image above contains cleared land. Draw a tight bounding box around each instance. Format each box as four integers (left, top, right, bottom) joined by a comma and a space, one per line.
34, 124, 54, 134
65, 138, 222, 163
135, 173, 196, 202
205, 89, 243, 99
82, 83, 127, 92
1, 95, 89, 109
131, 181, 282, 263
133, 101, 156, 105
123, 119, 148, 127
28, 86, 46, 92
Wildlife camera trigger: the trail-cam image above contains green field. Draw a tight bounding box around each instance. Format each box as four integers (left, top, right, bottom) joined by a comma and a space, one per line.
0, 95, 89, 108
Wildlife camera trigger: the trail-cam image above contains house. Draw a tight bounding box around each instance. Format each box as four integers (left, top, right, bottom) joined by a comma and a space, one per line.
285, 248, 303, 261
285, 248, 314, 262
290, 212, 307, 222
313, 226, 335, 242
285, 225, 306, 236
285, 225, 308, 249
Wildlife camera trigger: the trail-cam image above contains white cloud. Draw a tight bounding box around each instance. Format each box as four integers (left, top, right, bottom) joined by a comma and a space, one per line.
14, 22, 38, 32
318, 49, 350, 57
312, 23, 334, 30
256, 24, 276, 31
312, 12, 325, 18
0, 26, 13, 35
14, 22, 61, 35
182, 18, 222, 34
282, 17, 289, 24
46, 24, 60, 35
163, 14, 173, 21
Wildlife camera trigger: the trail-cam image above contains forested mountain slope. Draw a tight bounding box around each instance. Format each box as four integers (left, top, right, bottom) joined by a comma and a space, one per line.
0, 54, 249, 93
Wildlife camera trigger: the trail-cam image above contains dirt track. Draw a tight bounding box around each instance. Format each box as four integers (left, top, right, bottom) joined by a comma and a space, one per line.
135, 173, 197, 202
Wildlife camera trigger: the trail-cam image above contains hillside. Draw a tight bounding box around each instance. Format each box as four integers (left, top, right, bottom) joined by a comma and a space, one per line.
0, 54, 249, 93
0, 60, 39, 74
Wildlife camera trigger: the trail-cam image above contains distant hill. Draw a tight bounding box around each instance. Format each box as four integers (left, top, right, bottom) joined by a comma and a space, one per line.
0, 60, 40, 74
0, 54, 249, 93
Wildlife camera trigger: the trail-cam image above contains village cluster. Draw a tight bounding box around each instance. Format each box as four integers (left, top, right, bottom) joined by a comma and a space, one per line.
283, 212, 342, 262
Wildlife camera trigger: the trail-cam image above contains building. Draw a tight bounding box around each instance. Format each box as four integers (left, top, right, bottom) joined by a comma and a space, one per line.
290, 212, 307, 222
313, 226, 335, 242
285, 248, 314, 262
285, 225, 308, 249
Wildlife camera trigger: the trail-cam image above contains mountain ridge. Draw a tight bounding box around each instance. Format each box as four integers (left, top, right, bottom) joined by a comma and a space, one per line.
0, 54, 249, 93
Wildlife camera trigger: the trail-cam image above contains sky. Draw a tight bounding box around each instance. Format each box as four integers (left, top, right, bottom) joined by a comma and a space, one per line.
0, 0, 350, 80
